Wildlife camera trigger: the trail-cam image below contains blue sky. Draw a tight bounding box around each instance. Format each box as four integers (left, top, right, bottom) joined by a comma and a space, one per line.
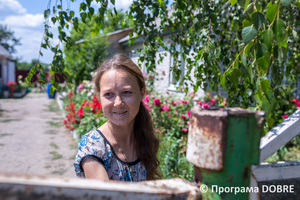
0, 0, 133, 64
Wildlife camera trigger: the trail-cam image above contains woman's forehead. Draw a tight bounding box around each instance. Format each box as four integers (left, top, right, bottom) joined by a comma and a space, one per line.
100, 69, 140, 89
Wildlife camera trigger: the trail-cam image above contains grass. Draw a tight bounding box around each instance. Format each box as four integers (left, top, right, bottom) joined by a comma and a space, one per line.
69, 155, 76, 160
47, 121, 62, 128
44, 130, 57, 135
0, 133, 13, 138
0, 119, 21, 123
69, 143, 78, 150
49, 151, 62, 160
51, 168, 67, 175
48, 100, 60, 113
50, 142, 59, 149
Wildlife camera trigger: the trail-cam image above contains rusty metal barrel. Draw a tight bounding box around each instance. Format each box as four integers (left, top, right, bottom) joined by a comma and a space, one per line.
186, 107, 264, 200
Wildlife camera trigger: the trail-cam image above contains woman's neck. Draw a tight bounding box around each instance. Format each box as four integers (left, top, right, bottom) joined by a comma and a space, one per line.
106, 121, 134, 147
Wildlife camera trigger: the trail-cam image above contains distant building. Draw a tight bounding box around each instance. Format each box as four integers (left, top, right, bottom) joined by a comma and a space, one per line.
0, 44, 16, 87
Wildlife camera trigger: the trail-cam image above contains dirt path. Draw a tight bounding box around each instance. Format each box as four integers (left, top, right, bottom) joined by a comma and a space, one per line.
0, 92, 78, 178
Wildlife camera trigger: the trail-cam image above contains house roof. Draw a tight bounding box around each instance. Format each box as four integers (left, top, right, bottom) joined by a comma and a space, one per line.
0, 44, 11, 58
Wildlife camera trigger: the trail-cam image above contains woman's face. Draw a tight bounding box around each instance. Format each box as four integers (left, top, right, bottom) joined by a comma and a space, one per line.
99, 68, 144, 128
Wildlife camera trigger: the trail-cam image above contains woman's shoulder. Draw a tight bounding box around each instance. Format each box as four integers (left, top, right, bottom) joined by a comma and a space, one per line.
79, 129, 107, 149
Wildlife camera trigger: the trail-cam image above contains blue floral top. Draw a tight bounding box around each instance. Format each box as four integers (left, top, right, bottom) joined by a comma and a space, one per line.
74, 129, 147, 182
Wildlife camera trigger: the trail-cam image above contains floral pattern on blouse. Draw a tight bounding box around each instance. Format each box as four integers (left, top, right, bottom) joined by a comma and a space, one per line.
74, 129, 147, 182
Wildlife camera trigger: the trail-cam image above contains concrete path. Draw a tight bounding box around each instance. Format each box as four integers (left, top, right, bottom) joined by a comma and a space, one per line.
0, 92, 78, 178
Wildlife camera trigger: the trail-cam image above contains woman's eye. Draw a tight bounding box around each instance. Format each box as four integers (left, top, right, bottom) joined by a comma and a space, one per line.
104, 93, 112, 97
124, 91, 132, 94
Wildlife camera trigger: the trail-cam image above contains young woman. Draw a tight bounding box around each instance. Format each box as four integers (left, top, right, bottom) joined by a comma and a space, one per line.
74, 53, 160, 182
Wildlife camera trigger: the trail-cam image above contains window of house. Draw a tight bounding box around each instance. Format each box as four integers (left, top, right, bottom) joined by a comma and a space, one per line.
168, 44, 185, 91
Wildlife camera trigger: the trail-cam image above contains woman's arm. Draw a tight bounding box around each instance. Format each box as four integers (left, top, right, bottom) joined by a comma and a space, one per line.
82, 159, 109, 181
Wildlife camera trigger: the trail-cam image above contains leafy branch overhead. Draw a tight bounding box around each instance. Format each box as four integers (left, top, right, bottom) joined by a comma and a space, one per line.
34, 0, 300, 132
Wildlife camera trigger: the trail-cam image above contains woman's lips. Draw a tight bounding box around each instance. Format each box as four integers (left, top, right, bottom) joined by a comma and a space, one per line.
113, 111, 127, 116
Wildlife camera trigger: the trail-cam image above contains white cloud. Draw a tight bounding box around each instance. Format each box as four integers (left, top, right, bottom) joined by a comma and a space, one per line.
0, 0, 26, 18
0, 13, 44, 28
91, 0, 133, 11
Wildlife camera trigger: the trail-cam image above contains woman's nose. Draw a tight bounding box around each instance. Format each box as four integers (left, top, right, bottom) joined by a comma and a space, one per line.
114, 95, 123, 107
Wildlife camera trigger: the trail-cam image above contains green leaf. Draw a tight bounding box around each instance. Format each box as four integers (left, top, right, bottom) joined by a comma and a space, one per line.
246, 3, 254, 14
111, 0, 115, 5
266, 3, 278, 23
242, 19, 252, 27
256, 43, 267, 58
293, 30, 298, 42
242, 52, 247, 66
281, 0, 292, 7
44, 9, 50, 19
226, 68, 242, 87
89, 7, 94, 16
80, 12, 87, 23
261, 79, 270, 95
255, 90, 263, 104
238, 0, 250, 10
231, 0, 237, 6
220, 74, 225, 89
267, 118, 274, 128
39, 51, 43, 56
70, 11, 74, 17
251, 12, 265, 30
273, 19, 286, 45
257, 56, 270, 75
233, 58, 239, 69
50, 86, 56, 96
245, 40, 253, 56
262, 29, 274, 51
80, 2, 86, 11
242, 26, 258, 44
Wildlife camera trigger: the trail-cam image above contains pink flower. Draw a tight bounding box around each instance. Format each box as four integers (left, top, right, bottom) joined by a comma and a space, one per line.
187, 111, 190, 117
144, 95, 149, 102
181, 114, 187, 120
168, 114, 171, 118
78, 83, 85, 92
182, 128, 188, 132
207, 92, 211, 97
210, 98, 216, 105
203, 103, 209, 108
188, 92, 195, 96
187, 121, 190, 125
283, 114, 288, 119
153, 98, 161, 106
197, 101, 202, 106
172, 101, 177, 106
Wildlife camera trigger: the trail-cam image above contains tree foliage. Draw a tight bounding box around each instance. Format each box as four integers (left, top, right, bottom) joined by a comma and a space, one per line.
33, 0, 300, 131
64, 18, 109, 93
0, 24, 21, 54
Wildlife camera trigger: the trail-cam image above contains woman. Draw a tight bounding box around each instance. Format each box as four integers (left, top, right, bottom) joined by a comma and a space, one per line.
74, 53, 160, 182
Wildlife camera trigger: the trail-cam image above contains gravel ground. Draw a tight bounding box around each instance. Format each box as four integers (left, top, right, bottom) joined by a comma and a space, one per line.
0, 92, 78, 178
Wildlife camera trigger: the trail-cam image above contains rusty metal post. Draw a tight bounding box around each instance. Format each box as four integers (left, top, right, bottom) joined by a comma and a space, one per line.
186, 107, 264, 200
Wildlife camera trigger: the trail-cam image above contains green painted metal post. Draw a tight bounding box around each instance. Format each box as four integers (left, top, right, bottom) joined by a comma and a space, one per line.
186, 107, 264, 200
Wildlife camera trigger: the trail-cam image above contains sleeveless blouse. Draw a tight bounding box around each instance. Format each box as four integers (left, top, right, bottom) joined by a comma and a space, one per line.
74, 129, 147, 182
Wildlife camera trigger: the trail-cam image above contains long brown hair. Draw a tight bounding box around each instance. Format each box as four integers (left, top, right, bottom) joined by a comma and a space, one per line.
93, 53, 161, 180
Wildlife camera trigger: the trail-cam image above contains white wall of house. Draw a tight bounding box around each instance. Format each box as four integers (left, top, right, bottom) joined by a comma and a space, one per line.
124, 41, 206, 99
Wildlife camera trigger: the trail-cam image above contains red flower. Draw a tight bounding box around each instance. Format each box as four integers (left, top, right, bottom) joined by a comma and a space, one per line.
197, 101, 202, 106
76, 108, 84, 118
172, 101, 177, 106
154, 98, 161, 106
283, 114, 288, 119
68, 92, 74, 99
144, 95, 150, 102
182, 128, 188, 132
181, 114, 187, 120
187, 111, 190, 117
162, 71, 165, 75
